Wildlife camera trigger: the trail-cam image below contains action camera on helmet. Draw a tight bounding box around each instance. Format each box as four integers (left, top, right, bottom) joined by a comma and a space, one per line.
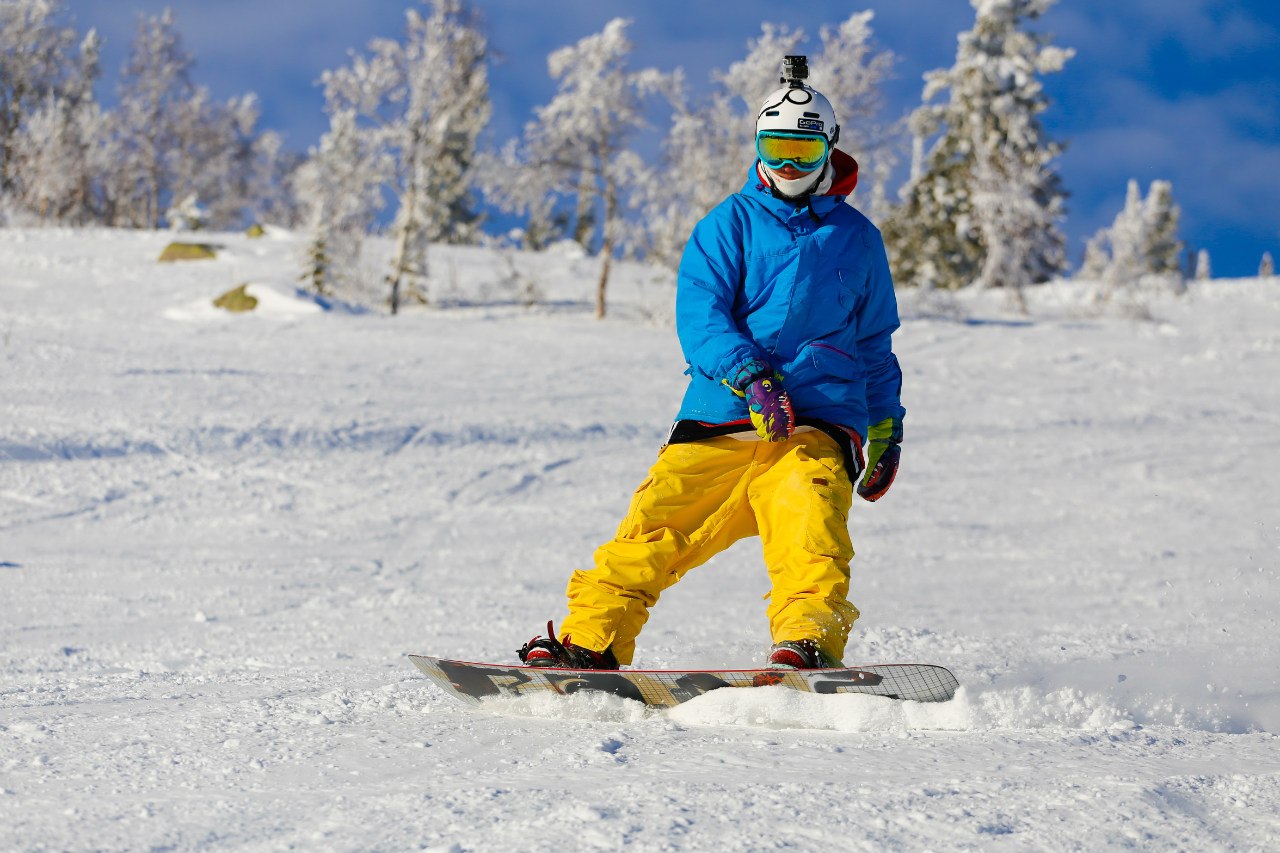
781, 55, 809, 87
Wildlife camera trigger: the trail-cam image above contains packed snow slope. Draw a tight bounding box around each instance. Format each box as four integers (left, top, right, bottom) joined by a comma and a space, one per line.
2, 228, 1278, 851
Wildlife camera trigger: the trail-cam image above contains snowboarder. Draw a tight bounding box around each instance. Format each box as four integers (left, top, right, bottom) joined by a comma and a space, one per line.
520, 57, 905, 670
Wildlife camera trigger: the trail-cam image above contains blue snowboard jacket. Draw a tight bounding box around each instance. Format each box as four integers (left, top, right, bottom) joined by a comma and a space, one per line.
674, 152, 905, 445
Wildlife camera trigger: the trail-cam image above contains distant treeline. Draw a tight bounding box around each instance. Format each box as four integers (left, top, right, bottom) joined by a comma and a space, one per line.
3, 0, 1216, 315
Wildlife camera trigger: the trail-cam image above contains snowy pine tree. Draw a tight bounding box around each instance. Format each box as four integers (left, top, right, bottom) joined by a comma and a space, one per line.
1142, 180, 1182, 275
1102, 180, 1147, 285
321, 0, 490, 313
968, 129, 1060, 310
1083, 178, 1186, 300
1195, 249, 1211, 281
1261, 252, 1275, 278
885, 0, 1072, 291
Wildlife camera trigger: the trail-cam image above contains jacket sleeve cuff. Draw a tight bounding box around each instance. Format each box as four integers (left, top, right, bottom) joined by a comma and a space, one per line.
725, 357, 773, 392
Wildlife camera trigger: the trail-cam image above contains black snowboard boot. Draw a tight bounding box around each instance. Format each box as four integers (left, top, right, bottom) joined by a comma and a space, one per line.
518, 621, 618, 670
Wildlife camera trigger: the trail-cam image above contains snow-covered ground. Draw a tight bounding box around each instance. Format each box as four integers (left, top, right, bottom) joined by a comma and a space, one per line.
2, 227, 1278, 851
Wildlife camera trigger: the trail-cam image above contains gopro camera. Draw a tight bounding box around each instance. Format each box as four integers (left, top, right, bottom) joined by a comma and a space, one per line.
781, 55, 809, 87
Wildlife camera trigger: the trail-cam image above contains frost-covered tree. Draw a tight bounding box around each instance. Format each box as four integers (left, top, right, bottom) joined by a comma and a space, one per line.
106, 9, 272, 230
1082, 179, 1185, 285
1195, 249, 1211, 281
10, 28, 107, 223
294, 109, 388, 298
885, 0, 1073, 290
1142, 180, 1182, 276
321, 0, 490, 313
0, 0, 86, 203
490, 18, 665, 318
206, 95, 255, 225
245, 131, 305, 229
170, 92, 294, 229
1261, 252, 1275, 278
109, 9, 197, 228
482, 137, 566, 251
968, 131, 1060, 310
168, 91, 247, 227
1081, 181, 1140, 282
2, 1, 287, 230
1081, 179, 1186, 308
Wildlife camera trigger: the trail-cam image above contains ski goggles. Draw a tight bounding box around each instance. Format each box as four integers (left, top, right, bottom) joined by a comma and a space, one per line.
756, 131, 830, 172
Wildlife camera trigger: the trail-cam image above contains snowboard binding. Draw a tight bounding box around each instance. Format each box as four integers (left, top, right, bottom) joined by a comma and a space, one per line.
518, 621, 619, 670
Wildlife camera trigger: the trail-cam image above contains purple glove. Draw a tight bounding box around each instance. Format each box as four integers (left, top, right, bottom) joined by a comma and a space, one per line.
744, 374, 795, 442
725, 359, 795, 442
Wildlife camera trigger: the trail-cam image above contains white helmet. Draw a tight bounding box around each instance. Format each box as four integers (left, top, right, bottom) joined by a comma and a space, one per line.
755, 84, 840, 197
755, 84, 840, 145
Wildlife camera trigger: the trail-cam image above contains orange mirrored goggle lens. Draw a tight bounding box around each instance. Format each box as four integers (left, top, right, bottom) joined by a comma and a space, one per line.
756, 132, 829, 171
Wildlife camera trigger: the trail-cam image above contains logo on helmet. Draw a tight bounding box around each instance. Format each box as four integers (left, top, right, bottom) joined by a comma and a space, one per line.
797, 118, 824, 132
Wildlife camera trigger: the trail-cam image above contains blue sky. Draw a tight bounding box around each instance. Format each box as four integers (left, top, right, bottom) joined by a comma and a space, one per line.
65, 0, 1279, 277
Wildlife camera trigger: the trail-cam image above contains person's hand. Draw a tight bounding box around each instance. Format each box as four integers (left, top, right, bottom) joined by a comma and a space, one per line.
858, 417, 901, 501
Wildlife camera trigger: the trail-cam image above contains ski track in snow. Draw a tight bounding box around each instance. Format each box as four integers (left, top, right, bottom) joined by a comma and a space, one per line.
1, 228, 1278, 851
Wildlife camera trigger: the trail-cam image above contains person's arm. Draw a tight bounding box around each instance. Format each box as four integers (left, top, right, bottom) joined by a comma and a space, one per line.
856, 229, 905, 501
857, 230, 905, 428
675, 206, 769, 385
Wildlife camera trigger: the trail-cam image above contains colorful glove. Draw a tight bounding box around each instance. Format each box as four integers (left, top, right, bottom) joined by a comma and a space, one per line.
745, 375, 795, 441
858, 417, 902, 502
725, 359, 795, 442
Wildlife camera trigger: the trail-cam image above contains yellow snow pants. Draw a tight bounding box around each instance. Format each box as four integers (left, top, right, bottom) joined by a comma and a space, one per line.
560, 430, 859, 665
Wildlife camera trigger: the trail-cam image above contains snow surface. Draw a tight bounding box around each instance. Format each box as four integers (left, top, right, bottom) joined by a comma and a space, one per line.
2, 227, 1278, 851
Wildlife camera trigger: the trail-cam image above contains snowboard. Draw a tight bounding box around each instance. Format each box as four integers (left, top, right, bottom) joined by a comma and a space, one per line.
407, 654, 958, 708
